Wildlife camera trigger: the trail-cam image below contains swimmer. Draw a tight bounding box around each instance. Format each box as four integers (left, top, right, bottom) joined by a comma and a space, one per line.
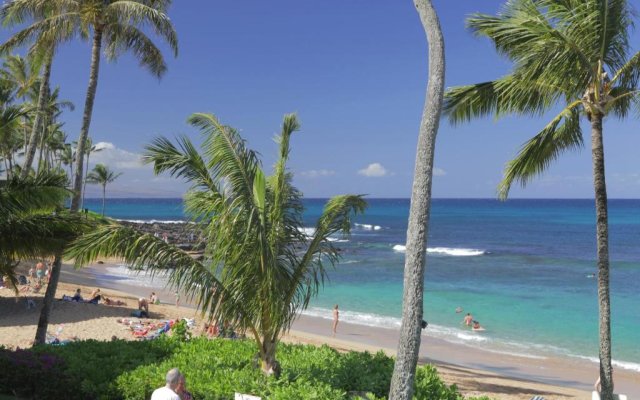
462, 313, 473, 327
472, 320, 485, 331
455, 307, 463, 313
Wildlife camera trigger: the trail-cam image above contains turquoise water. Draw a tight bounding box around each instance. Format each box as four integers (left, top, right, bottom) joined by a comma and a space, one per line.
84, 198, 640, 370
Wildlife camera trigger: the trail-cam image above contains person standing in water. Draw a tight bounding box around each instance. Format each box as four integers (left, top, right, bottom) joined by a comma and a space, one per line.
462, 312, 473, 327
332, 304, 339, 337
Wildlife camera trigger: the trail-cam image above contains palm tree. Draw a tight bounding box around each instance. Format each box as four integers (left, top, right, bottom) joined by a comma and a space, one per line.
68, 0, 178, 212
80, 138, 103, 210
443, 1, 639, 398
0, 0, 71, 178
86, 163, 121, 216
0, 171, 91, 343
1, 55, 40, 151
388, 1, 445, 399
68, 113, 366, 375
0, 83, 27, 179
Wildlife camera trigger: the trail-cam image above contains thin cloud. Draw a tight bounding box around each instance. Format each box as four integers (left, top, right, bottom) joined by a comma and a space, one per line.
300, 169, 336, 178
433, 168, 446, 177
91, 142, 148, 170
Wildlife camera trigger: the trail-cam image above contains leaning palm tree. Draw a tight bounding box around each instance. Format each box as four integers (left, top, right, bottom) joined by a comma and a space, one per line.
68, 113, 366, 375
86, 163, 121, 216
388, 1, 445, 399
444, 1, 639, 398
67, 0, 178, 211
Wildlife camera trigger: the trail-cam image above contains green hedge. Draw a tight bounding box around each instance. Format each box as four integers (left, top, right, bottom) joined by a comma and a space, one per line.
0, 337, 493, 399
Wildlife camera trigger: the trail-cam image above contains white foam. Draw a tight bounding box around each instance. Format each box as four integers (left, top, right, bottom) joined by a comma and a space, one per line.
392, 245, 486, 256
116, 219, 188, 224
355, 223, 383, 231
574, 355, 640, 372
102, 265, 170, 288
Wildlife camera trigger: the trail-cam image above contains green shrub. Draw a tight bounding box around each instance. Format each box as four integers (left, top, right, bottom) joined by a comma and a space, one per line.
0, 337, 493, 399
413, 364, 462, 400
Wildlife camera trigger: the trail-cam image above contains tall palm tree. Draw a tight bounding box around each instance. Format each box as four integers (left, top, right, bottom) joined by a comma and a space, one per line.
443, 1, 639, 398
86, 163, 121, 216
388, 1, 445, 399
68, 0, 178, 211
68, 113, 366, 375
0, 83, 27, 179
0, 0, 71, 178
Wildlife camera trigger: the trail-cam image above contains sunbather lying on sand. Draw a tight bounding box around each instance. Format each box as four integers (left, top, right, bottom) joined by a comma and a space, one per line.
104, 297, 127, 306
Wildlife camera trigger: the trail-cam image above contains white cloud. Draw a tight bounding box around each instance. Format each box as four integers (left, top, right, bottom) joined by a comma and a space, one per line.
358, 163, 390, 178
300, 169, 336, 178
433, 168, 446, 177
90, 142, 148, 170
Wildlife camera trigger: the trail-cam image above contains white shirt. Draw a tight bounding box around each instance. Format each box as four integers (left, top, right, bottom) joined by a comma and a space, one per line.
150, 386, 180, 400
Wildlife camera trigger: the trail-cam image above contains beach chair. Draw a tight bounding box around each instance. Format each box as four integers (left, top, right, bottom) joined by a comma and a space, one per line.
530, 396, 545, 400
592, 392, 628, 400
234, 393, 261, 400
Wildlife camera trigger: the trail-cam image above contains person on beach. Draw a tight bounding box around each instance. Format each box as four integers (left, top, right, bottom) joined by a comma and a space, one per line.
472, 320, 485, 331
162, 232, 169, 244
138, 297, 149, 315
87, 289, 102, 304
175, 292, 180, 308
71, 288, 83, 302
28, 267, 35, 282
35, 262, 44, 283
462, 313, 473, 327
176, 374, 193, 400
151, 368, 181, 400
104, 297, 127, 306
150, 292, 159, 304
332, 304, 339, 337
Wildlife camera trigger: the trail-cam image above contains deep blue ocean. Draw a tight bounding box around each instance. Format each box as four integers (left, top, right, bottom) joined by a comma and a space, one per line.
83, 198, 640, 371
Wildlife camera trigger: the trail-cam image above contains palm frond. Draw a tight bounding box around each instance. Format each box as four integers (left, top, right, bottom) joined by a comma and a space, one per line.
498, 102, 583, 199
444, 75, 562, 124
104, 23, 167, 77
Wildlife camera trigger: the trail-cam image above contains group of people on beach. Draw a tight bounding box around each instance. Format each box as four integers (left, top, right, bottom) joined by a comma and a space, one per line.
151, 368, 192, 400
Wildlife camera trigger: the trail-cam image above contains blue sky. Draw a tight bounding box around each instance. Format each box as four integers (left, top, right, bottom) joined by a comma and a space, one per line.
4, 0, 640, 198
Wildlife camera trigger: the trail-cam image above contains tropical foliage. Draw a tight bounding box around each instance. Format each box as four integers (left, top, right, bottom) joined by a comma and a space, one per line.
0, 338, 492, 400
86, 163, 122, 216
0, 171, 87, 287
443, 1, 640, 398
67, 113, 367, 374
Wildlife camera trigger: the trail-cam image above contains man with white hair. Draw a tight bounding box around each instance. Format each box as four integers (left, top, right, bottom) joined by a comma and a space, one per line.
150, 368, 181, 400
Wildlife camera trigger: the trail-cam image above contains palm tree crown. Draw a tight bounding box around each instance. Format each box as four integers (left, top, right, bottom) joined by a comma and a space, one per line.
68, 113, 366, 375
444, 1, 639, 398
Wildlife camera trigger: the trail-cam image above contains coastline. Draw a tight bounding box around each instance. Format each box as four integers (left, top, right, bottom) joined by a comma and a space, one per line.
3, 261, 637, 399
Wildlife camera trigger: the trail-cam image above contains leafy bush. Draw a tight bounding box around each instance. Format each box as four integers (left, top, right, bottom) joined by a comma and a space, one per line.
413, 364, 462, 400
0, 347, 76, 399
0, 337, 492, 399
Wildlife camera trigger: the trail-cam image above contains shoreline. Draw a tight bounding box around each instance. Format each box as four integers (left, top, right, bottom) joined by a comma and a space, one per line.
2, 261, 638, 399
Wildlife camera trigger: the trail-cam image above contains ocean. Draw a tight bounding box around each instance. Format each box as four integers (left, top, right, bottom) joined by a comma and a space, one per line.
83, 198, 640, 372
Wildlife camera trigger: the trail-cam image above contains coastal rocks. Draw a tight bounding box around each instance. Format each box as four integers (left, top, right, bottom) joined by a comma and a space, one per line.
119, 221, 204, 252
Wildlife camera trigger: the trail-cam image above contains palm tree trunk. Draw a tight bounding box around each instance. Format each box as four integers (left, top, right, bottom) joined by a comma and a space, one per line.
20, 50, 53, 179
101, 184, 106, 216
34, 253, 62, 345
260, 338, 279, 377
591, 114, 613, 400
388, 1, 445, 399
71, 29, 103, 212
81, 151, 91, 210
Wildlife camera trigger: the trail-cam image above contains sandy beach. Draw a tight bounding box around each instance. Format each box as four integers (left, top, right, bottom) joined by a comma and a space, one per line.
1, 261, 637, 400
